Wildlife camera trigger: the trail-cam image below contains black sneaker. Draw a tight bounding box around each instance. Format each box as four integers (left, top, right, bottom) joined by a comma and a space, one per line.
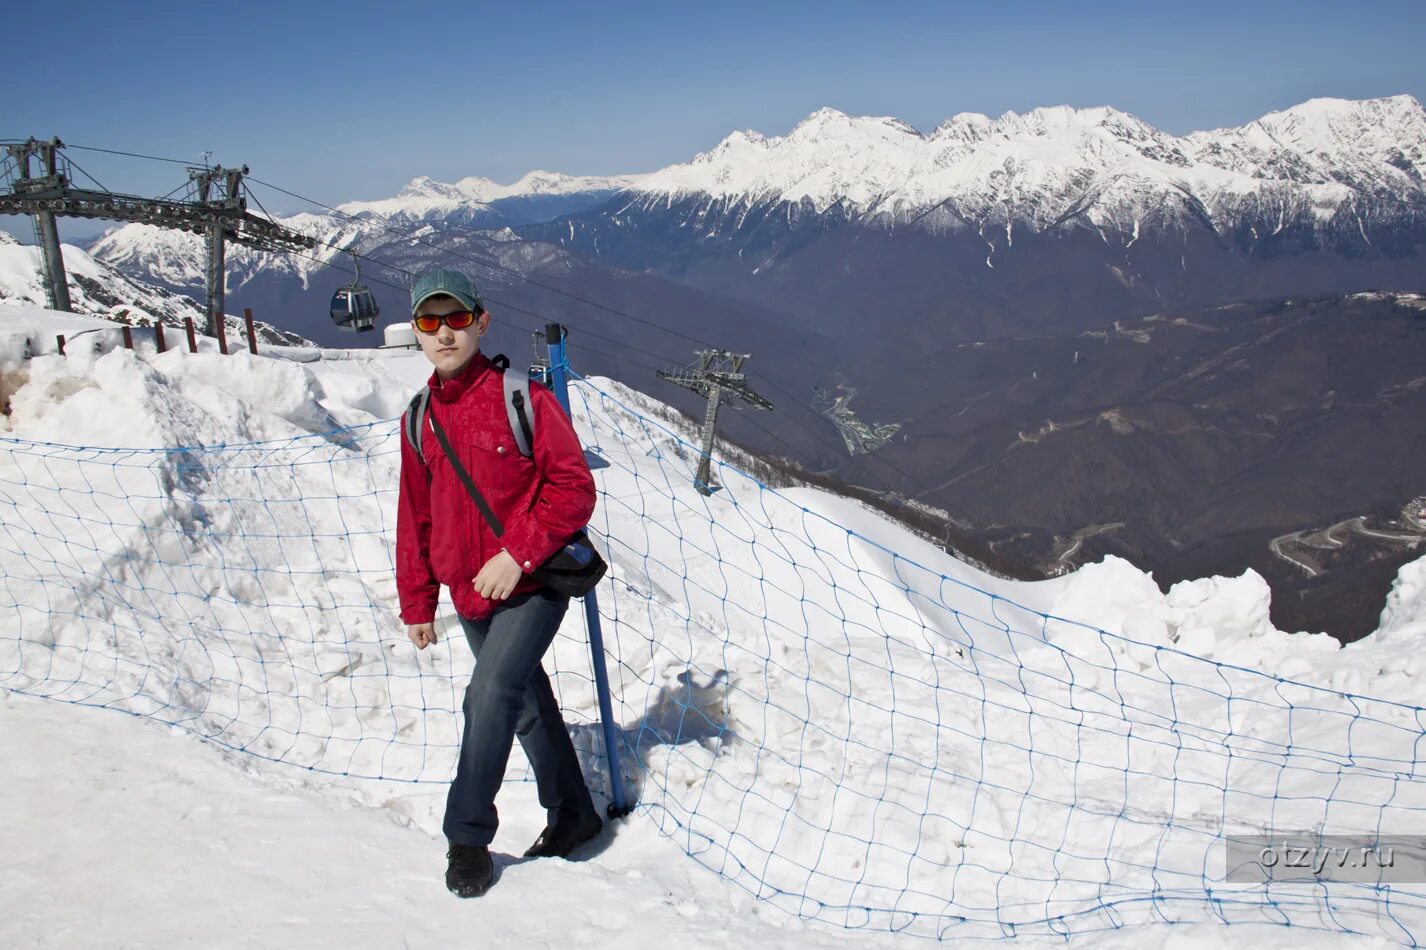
445, 843, 494, 898
523, 812, 604, 859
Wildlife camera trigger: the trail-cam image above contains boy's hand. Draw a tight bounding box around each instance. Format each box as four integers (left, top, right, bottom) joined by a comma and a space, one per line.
473, 549, 523, 601
407, 623, 437, 650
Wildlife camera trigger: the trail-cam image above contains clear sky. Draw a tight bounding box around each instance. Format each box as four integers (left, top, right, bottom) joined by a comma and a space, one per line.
4, 0, 1424, 239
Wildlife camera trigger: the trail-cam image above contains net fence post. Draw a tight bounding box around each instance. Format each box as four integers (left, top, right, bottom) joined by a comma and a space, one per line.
544, 322, 631, 819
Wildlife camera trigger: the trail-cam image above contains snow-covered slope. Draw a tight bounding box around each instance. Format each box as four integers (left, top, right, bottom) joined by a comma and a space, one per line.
2, 691, 1369, 950
86, 211, 374, 296
0, 234, 311, 346
3, 302, 1426, 943
1, 230, 207, 326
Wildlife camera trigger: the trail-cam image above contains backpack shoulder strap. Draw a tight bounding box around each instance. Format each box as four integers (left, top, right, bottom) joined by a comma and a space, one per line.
403, 364, 534, 463
403, 386, 431, 463
503, 369, 535, 458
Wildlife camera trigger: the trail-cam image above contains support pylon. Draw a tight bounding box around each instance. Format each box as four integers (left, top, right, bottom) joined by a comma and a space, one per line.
6, 139, 72, 312
658, 349, 773, 495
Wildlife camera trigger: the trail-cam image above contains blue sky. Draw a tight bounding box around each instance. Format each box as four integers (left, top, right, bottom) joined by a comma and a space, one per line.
5, 0, 1424, 239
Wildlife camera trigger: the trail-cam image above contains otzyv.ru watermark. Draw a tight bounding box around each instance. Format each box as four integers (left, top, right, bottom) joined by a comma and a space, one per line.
1226, 834, 1426, 884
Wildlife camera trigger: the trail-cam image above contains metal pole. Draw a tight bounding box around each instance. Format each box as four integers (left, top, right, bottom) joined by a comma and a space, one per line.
31, 139, 73, 313
216, 302, 229, 356
544, 322, 631, 819
205, 224, 225, 339
244, 308, 258, 355
34, 210, 72, 312
695, 383, 722, 495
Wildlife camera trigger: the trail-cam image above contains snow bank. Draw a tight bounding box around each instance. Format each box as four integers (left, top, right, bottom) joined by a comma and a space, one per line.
1379, 556, 1426, 636
1047, 555, 1342, 681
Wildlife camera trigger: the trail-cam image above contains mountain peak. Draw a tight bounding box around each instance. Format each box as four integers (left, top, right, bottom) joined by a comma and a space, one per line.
987, 103, 1150, 136
689, 129, 772, 167
1265, 93, 1422, 123
1184, 94, 1426, 183
932, 112, 994, 141
792, 106, 851, 127
512, 170, 571, 188
788, 107, 923, 141
1193, 94, 1425, 144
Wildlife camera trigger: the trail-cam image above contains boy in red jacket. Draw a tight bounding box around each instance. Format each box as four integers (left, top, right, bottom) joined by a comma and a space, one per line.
396, 268, 602, 898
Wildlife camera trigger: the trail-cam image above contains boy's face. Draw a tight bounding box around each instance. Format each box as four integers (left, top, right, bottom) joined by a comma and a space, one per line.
413, 295, 489, 380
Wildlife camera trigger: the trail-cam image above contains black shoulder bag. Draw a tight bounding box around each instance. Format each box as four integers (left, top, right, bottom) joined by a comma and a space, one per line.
427, 406, 607, 598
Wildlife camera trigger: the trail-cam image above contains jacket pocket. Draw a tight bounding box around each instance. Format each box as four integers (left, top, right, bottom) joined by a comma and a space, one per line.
463, 426, 531, 495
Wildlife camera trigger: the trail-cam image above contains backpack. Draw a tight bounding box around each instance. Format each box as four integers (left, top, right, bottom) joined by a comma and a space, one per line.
403, 354, 535, 464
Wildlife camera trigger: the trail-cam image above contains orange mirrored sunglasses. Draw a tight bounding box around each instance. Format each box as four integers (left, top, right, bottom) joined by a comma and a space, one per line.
412, 310, 478, 333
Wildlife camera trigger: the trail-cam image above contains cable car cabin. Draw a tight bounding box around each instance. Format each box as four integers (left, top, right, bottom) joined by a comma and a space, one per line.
330, 286, 379, 332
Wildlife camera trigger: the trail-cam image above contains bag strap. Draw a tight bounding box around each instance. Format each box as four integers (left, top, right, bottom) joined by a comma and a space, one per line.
427, 403, 506, 538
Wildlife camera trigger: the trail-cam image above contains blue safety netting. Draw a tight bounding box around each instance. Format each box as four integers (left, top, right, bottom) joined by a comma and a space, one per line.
2, 366, 1424, 943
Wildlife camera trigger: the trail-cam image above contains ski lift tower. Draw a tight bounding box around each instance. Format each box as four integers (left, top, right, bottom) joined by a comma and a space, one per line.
0, 138, 316, 335
658, 349, 773, 495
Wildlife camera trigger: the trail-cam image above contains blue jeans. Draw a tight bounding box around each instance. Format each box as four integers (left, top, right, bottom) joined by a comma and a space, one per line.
443, 588, 598, 847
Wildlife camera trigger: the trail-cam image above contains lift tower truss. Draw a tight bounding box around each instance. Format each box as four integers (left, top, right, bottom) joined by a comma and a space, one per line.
0, 138, 317, 335
658, 349, 773, 495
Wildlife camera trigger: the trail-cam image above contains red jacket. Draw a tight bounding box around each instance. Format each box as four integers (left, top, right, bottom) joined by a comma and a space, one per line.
396, 351, 597, 624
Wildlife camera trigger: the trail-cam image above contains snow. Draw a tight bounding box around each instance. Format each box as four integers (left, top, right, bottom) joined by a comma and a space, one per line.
0, 691, 1382, 950
0, 691, 914, 950
1045, 556, 1344, 677
1377, 556, 1426, 637
0, 247, 309, 351
88, 220, 332, 292
337, 169, 648, 220
3, 301, 1426, 945
632, 95, 1426, 230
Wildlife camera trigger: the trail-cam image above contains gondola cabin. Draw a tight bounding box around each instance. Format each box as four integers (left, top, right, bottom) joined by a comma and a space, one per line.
330, 285, 378, 332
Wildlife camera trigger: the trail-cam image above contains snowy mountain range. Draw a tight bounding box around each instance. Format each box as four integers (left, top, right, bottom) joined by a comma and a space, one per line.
87, 95, 1426, 305
337, 170, 646, 224
86, 168, 642, 301
625, 95, 1426, 242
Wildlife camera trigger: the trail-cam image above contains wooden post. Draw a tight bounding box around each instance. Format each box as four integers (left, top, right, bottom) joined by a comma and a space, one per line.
56, 334, 66, 356
244, 308, 258, 355
122, 325, 134, 350
184, 317, 197, 353
217, 314, 229, 356
155, 323, 167, 354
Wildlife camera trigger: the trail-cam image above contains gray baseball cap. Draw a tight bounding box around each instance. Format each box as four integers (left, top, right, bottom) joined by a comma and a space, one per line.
410, 268, 486, 315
